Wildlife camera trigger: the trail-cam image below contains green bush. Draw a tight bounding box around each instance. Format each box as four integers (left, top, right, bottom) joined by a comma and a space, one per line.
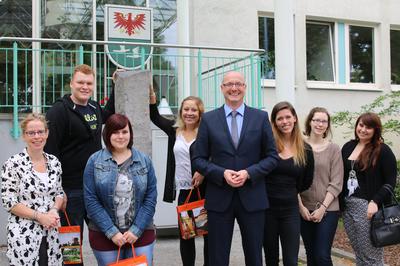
331, 91, 400, 139
331, 91, 400, 201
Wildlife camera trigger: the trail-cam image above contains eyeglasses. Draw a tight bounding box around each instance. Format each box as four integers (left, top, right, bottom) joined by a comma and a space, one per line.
311, 119, 328, 125
222, 82, 245, 88
25, 130, 46, 137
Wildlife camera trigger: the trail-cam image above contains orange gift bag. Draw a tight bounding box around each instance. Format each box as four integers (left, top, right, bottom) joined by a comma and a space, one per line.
108, 244, 148, 266
176, 187, 208, 240
58, 211, 83, 264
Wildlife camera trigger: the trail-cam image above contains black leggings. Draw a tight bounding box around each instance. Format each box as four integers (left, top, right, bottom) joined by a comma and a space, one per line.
178, 188, 209, 266
263, 205, 300, 266
38, 236, 48, 266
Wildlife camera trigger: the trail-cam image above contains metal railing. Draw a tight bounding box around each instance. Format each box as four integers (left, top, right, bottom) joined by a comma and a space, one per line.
0, 37, 266, 138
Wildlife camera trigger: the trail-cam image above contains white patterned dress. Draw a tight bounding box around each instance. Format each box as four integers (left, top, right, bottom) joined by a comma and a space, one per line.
1, 148, 64, 265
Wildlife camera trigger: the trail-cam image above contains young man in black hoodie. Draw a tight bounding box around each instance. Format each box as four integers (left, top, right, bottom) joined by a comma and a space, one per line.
44, 64, 114, 264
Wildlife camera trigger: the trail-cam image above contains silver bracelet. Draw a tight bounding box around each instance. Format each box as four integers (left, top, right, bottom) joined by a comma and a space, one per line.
33, 210, 38, 221
50, 207, 59, 212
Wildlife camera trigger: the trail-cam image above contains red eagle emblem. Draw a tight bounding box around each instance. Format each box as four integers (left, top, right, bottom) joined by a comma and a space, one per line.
114, 12, 146, 36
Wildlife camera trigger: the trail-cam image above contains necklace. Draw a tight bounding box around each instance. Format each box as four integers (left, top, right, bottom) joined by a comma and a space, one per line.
32, 158, 46, 172
347, 160, 359, 196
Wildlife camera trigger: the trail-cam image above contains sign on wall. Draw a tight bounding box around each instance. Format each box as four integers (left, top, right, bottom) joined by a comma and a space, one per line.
105, 5, 153, 69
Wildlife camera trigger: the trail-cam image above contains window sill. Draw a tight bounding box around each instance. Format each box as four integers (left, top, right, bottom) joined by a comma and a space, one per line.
306, 81, 382, 92
390, 85, 400, 92
261, 79, 276, 88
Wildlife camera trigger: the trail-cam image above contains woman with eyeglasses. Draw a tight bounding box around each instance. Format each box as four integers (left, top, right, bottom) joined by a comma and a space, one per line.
340, 112, 397, 266
263, 101, 314, 266
1, 113, 64, 265
149, 86, 208, 266
298, 107, 343, 266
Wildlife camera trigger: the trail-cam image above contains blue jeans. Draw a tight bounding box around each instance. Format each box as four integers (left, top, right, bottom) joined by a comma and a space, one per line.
300, 211, 339, 266
92, 242, 155, 266
264, 205, 300, 266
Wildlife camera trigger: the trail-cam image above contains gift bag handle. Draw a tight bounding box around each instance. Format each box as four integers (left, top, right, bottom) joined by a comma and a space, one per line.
115, 244, 136, 263
184, 187, 202, 204
63, 210, 72, 226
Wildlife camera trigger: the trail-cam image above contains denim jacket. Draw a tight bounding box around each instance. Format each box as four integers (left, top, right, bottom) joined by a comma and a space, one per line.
83, 148, 157, 239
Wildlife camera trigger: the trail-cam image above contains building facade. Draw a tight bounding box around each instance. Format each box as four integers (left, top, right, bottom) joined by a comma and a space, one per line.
0, 0, 399, 244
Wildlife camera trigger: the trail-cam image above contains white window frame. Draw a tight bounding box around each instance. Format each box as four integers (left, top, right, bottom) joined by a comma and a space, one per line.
306, 21, 336, 86
308, 22, 380, 91
258, 14, 276, 88
390, 27, 400, 91
345, 23, 378, 90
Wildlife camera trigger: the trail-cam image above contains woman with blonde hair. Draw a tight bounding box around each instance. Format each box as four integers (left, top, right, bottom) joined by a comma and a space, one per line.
149, 88, 208, 265
1, 113, 64, 265
299, 107, 343, 266
263, 101, 314, 266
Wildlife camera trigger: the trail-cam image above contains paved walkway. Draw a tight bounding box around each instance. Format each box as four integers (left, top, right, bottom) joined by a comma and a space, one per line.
0, 224, 356, 265
153, 229, 356, 266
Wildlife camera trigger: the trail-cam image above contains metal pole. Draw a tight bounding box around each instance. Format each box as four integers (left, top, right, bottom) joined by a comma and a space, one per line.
0, 37, 264, 54
177, 0, 191, 100
250, 54, 255, 107
92, 0, 97, 100
32, 0, 41, 113
141, 47, 145, 70
79, 45, 84, 64
257, 55, 262, 108
12, 42, 20, 139
197, 50, 203, 99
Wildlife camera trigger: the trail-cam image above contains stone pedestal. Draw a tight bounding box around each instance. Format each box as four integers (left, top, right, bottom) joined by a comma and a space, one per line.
114, 70, 152, 157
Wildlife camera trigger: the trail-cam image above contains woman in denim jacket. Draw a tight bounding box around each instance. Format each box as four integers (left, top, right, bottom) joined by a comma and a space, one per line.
84, 114, 157, 266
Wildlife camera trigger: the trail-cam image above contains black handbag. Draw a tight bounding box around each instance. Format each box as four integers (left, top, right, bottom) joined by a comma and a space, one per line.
370, 184, 400, 247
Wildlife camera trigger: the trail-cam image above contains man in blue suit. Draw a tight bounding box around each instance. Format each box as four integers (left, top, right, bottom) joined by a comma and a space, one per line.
192, 71, 279, 265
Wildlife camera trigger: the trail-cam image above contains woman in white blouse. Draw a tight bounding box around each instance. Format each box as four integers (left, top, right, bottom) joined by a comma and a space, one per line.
1, 113, 64, 265
149, 87, 207, 266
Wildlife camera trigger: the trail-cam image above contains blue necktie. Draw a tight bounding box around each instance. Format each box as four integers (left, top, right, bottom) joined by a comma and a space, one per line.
231, 111, 239, 148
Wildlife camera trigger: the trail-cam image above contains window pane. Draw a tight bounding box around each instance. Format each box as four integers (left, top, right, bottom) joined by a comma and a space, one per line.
149, 0, 178, 109
0, 0, 33, 113
391, 29, 400, 85
42, 0, 93, 41
40, 0, 94, 110
306, 22, 334, 81
258, 17, 275, 79
0, 0, 32, 38
349, 25, 374, 83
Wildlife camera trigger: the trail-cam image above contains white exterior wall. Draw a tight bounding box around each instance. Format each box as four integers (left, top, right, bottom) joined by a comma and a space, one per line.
189, 0, 400, 151
0, 118, 25, 245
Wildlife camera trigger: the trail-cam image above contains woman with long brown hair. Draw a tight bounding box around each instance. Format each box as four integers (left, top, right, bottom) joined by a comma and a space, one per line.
263, 101, 314, 266
340, 112, 397, 266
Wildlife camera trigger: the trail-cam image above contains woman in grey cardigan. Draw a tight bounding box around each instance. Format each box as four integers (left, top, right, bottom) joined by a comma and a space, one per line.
299, 107, 344, 266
